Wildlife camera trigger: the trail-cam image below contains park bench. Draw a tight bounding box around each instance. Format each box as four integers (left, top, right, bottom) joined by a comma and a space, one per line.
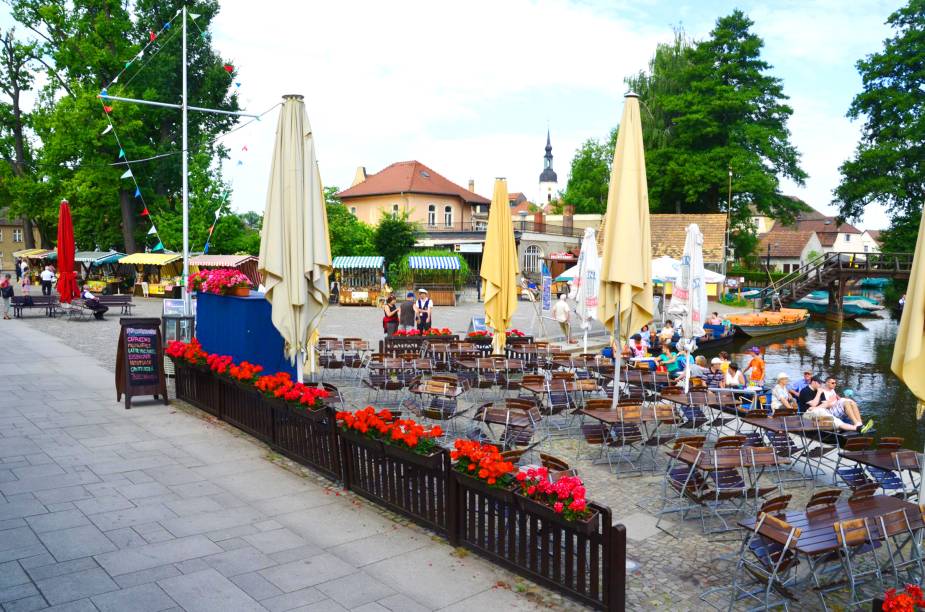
11, 295, 59, 318
97, 294, 135, 314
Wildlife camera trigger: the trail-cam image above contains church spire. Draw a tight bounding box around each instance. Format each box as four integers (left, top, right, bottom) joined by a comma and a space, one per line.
539, 129, 557, 182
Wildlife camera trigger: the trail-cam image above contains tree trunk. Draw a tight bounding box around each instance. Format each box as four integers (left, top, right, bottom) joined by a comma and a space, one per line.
22, 217, 35, 249
119, 189, 138, 253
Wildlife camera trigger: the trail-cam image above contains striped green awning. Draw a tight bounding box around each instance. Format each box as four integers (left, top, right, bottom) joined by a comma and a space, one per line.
408, 256, 460, 270
332, 256, 383, 269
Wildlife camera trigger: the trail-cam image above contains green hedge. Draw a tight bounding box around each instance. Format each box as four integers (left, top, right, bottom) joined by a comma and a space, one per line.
388, 249, 470, 290
727, 267, 787, 283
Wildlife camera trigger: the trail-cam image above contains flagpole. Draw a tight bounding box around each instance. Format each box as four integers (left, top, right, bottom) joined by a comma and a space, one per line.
181, 6, 190, 316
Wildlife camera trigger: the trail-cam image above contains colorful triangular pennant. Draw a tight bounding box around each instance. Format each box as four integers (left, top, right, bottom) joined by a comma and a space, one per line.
149, 31, 157, 42
236, 160, 243, 166
120, 169, 132, 179
112, 75, 119, 84
100, 88, 108, 97
153, 241, 164, 252
118, 148, 125, 159
241, 145, 248, 152
223, 65, 233, 73
190, 13, 200, 20
147, 225, 157, 235
101, 125, 112, 135
141, 207, 150, 216
164, 22, 171, 30
235, 82, 241, 88
103, 106, 113, 114
135, 187, 141, 198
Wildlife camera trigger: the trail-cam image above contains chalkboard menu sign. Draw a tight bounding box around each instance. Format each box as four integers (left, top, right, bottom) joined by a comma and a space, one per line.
116, 317, 168, 409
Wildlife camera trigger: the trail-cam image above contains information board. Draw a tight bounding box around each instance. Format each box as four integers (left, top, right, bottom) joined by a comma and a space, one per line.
541, 262, 552, 311
115, 317, 168, 409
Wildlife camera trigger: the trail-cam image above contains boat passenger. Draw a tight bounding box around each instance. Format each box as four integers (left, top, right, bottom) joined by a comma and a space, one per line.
797, 376, 824, 412
707, 312, 723, 326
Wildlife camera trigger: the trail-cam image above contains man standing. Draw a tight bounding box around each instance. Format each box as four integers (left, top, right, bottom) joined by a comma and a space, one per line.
399, 292, 416, 331
553, 294, 572, 343
40, 265, 55, 296
743, 347, 766, 386
414, 288, 433, 332
13, 259, 21, 283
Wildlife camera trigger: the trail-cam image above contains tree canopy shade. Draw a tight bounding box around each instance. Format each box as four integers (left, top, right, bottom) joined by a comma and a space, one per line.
374, 212, 421, 272
834, 0, 925, 252
560, 129, 618, 214
324, 186, 376, 259
2, 0, 240, 253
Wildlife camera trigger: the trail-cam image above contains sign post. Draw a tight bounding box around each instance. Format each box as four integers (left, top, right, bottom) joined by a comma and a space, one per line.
116, 317, 168, 409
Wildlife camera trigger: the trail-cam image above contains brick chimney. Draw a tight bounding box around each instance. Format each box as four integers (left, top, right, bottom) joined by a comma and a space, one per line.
468, 179, 475, 193
351, 166, 367, 187
562, 203, 574, 233
533, 210, 545, 233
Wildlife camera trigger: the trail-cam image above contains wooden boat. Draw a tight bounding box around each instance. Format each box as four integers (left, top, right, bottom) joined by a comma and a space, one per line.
726, 308, 810, 337
697, 323, 736, 348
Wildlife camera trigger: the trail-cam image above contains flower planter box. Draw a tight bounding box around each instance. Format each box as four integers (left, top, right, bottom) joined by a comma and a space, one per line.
175, 364, 221, 417
219, 379, 274, 443
515, 493, 599, 536
339, 428, 383, 457
382, 442, 445, 471
453, 469, 515, 504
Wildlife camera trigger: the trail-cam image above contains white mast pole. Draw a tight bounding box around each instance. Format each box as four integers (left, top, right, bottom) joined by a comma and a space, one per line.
181, 6, 190, 315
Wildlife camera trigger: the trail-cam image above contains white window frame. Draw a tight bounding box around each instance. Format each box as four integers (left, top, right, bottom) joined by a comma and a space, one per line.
12, 229, 23, 243
444, 205, 453, 227
427, 205, 436, 226
523, 245, 543, 273
349, 207, 357, 216
844, 234, 851, 242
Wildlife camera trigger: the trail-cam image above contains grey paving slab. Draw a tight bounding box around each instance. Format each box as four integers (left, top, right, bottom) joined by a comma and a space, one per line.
72, 495, 133, 516
203, 546, 276, 577
229, 572, 284, 601
259, 555, 356, 593
0, 582, 40, 604
35, 567, 119, 605
242, 529, 309, 554
91, 582, 177, 612
24, 557, 99, 582
315, 573, 395, 609
94, 535, 223, 576
86, 502, 177, 532
105, 527, 148, 549
288, 599, 347, 612
38, 524, 117, 562
0, 499, 47, 521
2, 594, 48, 612
112, 565, 182, 589
25, 509, 91, 534
376, 593, 432, 612
0, 561, 30, 590
157, 568, 265, 612
43, 599, 99, 612
260, 587, 327, 612
159, 506, 264, 538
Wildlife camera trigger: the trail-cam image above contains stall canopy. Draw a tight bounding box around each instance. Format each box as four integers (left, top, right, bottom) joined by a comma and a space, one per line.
190, 254, 260, 286
408, 256, 460, 270
75, 250, 125, 266
332, 256, 383, 269
118, 253, 182, 266
13, 248, 53, 259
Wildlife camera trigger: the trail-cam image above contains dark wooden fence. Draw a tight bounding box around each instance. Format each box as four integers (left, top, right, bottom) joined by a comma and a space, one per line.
175, 365, 625, 611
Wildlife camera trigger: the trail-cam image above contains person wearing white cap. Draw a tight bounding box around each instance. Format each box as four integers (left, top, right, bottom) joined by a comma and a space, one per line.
770, 372, 797, 414
704, 358, 725, 388
414, 288, 433, 332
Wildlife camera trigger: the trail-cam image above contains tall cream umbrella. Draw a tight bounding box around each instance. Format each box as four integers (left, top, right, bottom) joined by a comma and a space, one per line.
258, 94, 332, 380
891, 212, 925, 500
480, 178, 519, 355
600, 92, 654, 406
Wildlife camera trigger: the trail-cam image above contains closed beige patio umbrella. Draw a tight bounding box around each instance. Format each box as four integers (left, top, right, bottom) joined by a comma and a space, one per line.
481, 178, 519, 354
258, 95, 332, 380
891, 213, 925, 499
599, 93, 654, 405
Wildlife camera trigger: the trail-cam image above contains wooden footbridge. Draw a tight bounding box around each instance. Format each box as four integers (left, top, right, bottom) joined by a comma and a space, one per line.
757, 252, 912, 319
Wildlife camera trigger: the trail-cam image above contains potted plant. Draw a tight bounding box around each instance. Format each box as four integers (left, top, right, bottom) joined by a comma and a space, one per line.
256, 372, 330, 421
166, 338, 209, 370
514, 467, 598, 535
450, 439, 516, 503
190, 269, 252, 296
877, 585, 925, 612
228, 360, 264, 390
380, 418, 444, 470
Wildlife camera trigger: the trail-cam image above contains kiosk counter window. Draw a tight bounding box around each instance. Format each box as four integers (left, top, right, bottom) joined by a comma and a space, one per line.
332, 256, 384, 306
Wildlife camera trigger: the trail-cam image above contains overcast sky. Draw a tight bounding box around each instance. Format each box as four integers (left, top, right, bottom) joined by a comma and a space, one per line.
5, 0, 902, 229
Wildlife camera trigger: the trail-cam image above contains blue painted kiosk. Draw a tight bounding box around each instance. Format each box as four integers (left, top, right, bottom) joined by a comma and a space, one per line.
195, 291, 296, 377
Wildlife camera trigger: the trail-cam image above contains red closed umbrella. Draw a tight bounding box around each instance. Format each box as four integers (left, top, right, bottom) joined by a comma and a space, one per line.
56, 199, 79, 303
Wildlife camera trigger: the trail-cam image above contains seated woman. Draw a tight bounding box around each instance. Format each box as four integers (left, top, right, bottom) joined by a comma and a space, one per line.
724, 362, 746, 388
658, 345, 681, 379
628, 334, 648, 358
707, 312, 724, 326
770, 373, 798, 414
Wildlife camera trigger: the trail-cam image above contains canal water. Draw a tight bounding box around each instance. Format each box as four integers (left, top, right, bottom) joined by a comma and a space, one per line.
700, 306, 923, 451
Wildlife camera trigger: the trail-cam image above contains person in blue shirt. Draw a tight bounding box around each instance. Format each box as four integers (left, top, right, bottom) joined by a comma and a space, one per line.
788, 370, 813, 401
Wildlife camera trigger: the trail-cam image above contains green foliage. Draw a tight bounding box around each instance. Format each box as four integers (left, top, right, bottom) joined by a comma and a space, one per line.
731, 223, 759, 261
835, 0, 925, 252
388, 249, 470, 290
727, 266, 787, 283
324, 184, 375, 258
6, 0, 239, 252
374, 212, 420, 269
634, 11, 806, 227
805, 250, 822, 264
560, 128, 618, 214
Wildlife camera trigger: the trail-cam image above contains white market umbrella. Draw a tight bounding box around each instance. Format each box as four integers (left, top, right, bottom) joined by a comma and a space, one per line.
653, 255, 724, 284
573, 227, 601, 352
258, 95, 332, 380
667, 224, 707, 392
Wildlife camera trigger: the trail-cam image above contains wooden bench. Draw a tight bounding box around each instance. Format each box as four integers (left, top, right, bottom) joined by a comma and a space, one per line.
97, 294, 135, 314
11, 295, 59, 318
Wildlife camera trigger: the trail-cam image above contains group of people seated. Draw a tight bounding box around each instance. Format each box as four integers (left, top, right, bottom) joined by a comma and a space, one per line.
771, 370, 873, 433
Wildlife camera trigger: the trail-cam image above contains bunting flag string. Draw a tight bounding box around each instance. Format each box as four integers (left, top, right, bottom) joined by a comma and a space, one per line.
120, 169, 132, 179
147, 225, 157, 236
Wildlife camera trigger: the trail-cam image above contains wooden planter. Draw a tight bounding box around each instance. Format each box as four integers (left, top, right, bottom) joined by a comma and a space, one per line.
339, 428, 383, 456
516, 493, 599, 536
382, 442, 444, 470
453, 469, 516, 504
219, 379, 274, 443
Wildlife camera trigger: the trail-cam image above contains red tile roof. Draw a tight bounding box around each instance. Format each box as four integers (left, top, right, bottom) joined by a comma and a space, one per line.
337, 161, 490, 205
757, 228, 817, 258
867, 230, 882, 245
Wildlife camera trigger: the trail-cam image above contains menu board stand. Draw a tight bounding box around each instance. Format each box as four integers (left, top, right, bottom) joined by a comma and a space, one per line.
116, 317, 168, 409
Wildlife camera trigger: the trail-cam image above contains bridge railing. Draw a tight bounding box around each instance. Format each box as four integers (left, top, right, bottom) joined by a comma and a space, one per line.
759, 251, 913, 302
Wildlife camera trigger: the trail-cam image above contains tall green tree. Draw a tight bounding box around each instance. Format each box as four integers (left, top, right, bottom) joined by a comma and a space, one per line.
640, 10, 806, 226
10, 0, 238, 253
323, 185, 375, 258
834, 0, 925, 252
560, 128, 617, 214
374, 212, 420, 271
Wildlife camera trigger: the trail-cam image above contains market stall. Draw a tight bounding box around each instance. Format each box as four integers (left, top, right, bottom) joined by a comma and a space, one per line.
118, 252, 185, 298
12, 248, 55, 284
332, 256, 384, 305
408, 255, 460, 306
75, 250, 127, 293
189, 254, 260, 287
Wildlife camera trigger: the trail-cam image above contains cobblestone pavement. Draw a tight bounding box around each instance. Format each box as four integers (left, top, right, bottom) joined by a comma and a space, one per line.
0, 320, 570, 611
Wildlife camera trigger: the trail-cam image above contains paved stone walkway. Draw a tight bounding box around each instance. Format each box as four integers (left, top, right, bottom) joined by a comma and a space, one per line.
0, 322, 557, 611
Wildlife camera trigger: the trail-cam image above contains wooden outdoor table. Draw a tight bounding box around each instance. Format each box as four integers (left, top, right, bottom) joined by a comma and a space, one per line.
840, 449, 923, 472
580, 407, 675, 425
740, 415, 821, 435
475, 404, 533, 428
662, 392, 725, 409
519, 380, 599, 395
738, 495, 925, 555
666, 447, 785, 471
621, 370, 671, 387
